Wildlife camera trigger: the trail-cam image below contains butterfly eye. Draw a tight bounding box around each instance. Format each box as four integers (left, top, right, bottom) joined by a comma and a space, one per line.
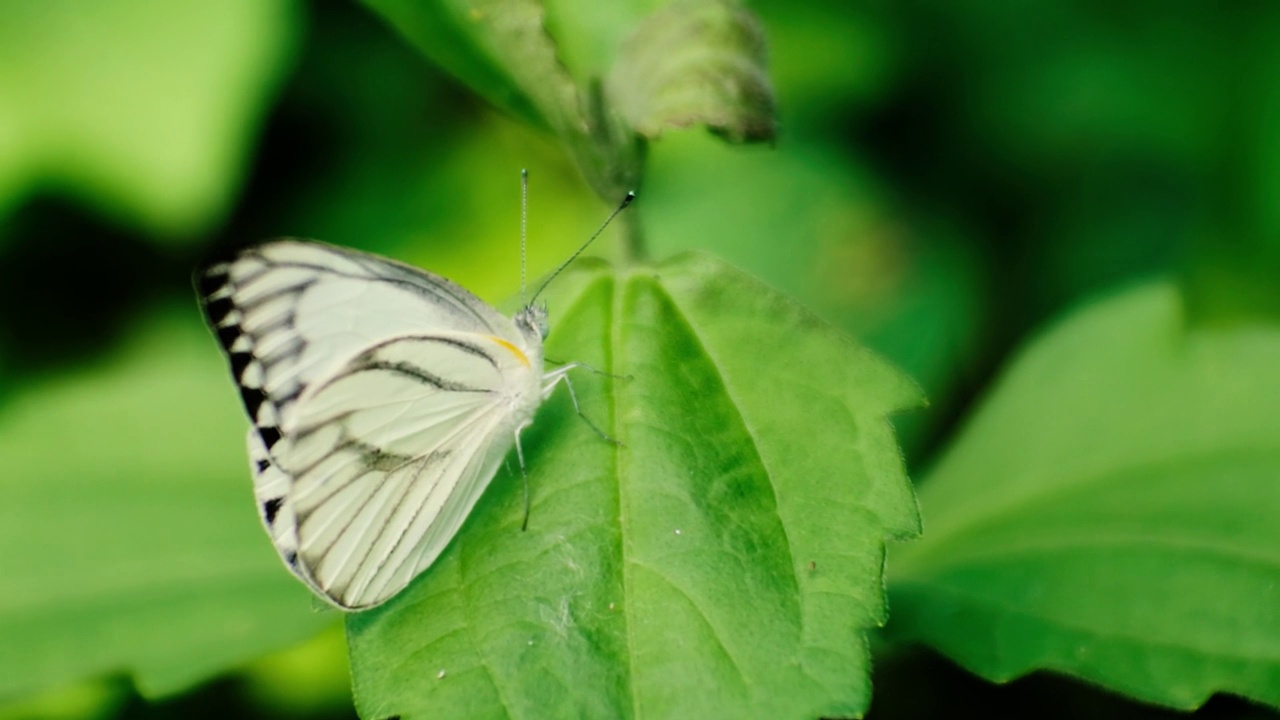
534, 304, 550, 339
514, 305, 550, 341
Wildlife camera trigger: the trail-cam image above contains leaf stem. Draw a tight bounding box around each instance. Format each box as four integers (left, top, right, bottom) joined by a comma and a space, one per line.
616, 202, 646, 266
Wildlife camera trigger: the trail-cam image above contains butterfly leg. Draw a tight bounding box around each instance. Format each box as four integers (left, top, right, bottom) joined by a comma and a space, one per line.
546, 358, 631, 381
514, 422, 532, 531
543, 366, 621, 445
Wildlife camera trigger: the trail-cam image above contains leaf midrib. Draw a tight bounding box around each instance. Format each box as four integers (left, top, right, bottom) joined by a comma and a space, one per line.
900, 531, 1280, 580
904, 442, 1280, 571
629, 268, 802, 706
607, 270, 639, 720
898, 578, 1280, 664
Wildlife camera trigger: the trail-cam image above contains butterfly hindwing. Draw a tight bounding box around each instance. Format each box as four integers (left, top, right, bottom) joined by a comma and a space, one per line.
263, 331, 539, 608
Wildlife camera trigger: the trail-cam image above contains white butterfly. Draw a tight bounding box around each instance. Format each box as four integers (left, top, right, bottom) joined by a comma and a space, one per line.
196, 193, 630, 610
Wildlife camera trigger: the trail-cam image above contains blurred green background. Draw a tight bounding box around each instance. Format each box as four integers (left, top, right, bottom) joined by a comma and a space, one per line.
1, 1, 1276, 718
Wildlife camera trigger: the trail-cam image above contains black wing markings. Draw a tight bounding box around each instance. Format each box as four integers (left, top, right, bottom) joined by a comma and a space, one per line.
263, 496, 285, 525
197, 240, 539, 608
238, 243, 500, 333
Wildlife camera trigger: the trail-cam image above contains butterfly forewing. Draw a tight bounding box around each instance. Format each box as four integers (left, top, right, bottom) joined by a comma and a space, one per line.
197, 241, 516, 446
198, 240, 547, 609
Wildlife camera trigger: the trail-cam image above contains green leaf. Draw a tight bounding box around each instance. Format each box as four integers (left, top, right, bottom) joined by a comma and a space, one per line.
0, 679, 125, 720
888, 282, 1280, 709
644, 131, 987, 457
240, 624, 354, 717
361, 0, 639, 200
607, 0, 776, 143
541, 0, 656, 86
0, 311, 333, 701
358, 0, 551, 130
0, 0, 299, 239
347, 254, 920, 719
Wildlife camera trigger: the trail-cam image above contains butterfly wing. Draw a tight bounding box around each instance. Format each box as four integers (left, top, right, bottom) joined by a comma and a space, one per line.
270, 331, 541, 608
198, 241, 543, 609
196, 240, 518, 450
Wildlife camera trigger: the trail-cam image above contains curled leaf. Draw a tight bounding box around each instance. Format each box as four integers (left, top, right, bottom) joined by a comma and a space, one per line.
607, 0, 776, 143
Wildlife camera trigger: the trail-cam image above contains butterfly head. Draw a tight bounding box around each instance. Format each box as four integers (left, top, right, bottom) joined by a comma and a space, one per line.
515, 303, 549, 342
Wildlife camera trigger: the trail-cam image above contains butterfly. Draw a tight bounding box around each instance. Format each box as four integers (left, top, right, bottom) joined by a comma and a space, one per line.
196, 190, 632, 610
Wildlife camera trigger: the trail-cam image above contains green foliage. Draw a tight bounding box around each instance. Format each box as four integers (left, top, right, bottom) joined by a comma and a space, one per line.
363, 0, 640, 201
888, 283, 1280, 708
347, 255, 919, 718
0, 0, 298, 239
0, 1, 1277, 719
0, 313, 332, 700
640, 132, 985, 457
608, 0, 775, 142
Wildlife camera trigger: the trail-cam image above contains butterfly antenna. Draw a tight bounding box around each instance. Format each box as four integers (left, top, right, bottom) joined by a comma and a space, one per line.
520, 169, 529, 307
530, 190, 636, 303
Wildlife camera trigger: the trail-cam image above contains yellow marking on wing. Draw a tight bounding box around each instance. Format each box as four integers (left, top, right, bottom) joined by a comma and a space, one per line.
489, 336, 531, 368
